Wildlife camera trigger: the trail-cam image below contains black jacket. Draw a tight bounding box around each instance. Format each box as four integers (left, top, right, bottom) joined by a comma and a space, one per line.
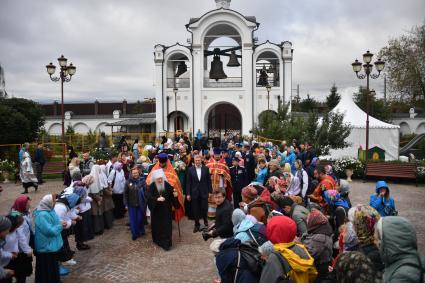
213, 199, 234, 238
186, 165, 212, 199
230, 166, 248, 193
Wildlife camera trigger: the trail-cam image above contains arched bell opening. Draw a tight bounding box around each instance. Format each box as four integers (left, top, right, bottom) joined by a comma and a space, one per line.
166, 52, 190, 88
256, 51, 280, 87
205, 102, 242, 138
203, 24, 242, 88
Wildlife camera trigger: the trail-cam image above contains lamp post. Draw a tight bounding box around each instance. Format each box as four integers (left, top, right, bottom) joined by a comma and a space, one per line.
266, 83, 272, 110
173, 87, 178, 133
351, 51, 385, 163
46, 55, 76, 142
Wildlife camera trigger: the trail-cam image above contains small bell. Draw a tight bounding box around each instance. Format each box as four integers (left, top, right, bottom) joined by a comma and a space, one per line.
227, 50, 240, 67
175, 61, 187, 77
209, 55, 227, 81
257, 66, 268, 86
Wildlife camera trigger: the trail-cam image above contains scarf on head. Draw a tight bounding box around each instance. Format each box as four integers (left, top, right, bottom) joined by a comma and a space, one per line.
335, 251, 378, 283
88, 165, 102, 194
37, 194, 55, 211
0, 216, 12, 232
353, 204, 381, 246
12, 195, 30, 214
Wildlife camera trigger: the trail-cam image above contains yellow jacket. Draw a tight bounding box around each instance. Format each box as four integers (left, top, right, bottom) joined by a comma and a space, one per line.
274, 242, 318, 283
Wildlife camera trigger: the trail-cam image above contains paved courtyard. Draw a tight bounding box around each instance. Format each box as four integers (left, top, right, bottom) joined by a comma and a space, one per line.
0, 179, 424, 282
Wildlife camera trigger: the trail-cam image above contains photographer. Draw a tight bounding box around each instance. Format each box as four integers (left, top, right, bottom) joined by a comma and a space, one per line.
202, 188, 233, 241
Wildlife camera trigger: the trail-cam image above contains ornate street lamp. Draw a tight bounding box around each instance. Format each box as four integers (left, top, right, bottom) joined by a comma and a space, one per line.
266, 83, 272, 110
46, 55, 76, 142
352, 51, 385, 164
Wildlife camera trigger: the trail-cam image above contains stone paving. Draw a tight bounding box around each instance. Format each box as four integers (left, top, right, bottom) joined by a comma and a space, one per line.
0, 179, 424, 282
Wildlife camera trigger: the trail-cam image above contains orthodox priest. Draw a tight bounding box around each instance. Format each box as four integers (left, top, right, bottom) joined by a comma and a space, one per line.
146, 169, 179, 250
146, 153, 185, 222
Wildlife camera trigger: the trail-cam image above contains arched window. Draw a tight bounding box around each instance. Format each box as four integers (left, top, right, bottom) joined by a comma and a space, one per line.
256, 51, 280, 87
167, 53, 190, 88
203, 24, 242, 88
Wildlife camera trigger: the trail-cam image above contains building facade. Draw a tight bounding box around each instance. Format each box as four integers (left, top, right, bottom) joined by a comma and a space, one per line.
154, 0, 293, 137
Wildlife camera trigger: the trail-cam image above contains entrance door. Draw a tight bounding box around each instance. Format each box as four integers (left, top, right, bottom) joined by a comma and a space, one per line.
207, 103, 242, 138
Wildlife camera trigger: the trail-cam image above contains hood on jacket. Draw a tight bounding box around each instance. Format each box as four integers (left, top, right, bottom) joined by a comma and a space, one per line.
235, 218, 255, 234
375, 180, 389, 195
380, 216, 417, 266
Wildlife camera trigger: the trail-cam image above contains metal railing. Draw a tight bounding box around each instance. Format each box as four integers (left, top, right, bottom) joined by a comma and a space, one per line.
204, 77, 242, 88
166, 78, 190, 88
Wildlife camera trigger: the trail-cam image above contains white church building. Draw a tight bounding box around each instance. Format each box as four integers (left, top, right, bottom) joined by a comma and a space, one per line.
154, 0, 293, 137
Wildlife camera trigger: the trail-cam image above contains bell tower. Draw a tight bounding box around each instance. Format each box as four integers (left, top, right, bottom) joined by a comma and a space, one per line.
215, 0, 231, 9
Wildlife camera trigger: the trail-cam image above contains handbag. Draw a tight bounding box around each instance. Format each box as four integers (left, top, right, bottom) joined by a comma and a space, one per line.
384, 205, 398, 216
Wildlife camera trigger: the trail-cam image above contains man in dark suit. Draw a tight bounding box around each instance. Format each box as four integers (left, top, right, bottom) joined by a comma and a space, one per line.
230, 158, 248, 209
186, 155, 212, 233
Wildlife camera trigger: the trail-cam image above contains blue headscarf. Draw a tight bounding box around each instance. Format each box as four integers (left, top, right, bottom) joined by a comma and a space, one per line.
65, 193, 80, 208
73, 186, 87, 200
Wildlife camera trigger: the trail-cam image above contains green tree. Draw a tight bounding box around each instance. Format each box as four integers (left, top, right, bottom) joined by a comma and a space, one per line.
354, 87, 392, 122
379, 21, 425, 102
0, 97, 45, 143
253, 101, 351, 155
326, 84, 341, 109
66, 124, 75, 135
299, 94, 318, 112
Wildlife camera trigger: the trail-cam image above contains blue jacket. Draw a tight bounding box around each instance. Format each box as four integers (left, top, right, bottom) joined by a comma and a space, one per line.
285, 152, 297, 175
370, 181, 396, 217
255, 167, 268, 185
323, 191, 350, 209
34, 209, 63, 253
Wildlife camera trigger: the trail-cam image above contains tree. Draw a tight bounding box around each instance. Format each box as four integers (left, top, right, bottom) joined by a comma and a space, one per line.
253, 100, 351, 155
326, 84, 341, 110
0, 97, 45, 144
299, 94, 318, 112
66, 124, 75, 135
354, 86, 392, 122
379, 22, 425, 102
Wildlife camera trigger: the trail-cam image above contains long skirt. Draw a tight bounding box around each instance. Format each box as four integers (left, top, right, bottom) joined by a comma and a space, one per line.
74, 209, 94, 243
128, 206, 145, 239
5, 253, 33, 283
58, 230, 73, 262
112, 193, 126, 219
35, 252, 60, 283
90, 193, 105, 234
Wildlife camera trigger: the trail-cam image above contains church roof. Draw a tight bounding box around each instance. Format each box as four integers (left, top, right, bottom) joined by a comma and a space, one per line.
187, 8, 258, 27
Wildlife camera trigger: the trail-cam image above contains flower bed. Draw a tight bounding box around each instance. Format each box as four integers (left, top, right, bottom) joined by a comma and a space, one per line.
329, 157, 365, 179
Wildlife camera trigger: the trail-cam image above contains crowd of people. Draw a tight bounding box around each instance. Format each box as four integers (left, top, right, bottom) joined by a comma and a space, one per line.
0, 134, 423, 282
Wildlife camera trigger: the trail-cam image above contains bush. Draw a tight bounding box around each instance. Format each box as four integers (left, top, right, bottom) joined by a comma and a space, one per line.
331, 157, 364, 179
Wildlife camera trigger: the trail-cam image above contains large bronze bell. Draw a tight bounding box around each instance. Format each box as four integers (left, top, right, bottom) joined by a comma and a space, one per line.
209, 55, 227, 81
227, 50, 240, 67
175, 61, 187, 77
257, 65, 268, 86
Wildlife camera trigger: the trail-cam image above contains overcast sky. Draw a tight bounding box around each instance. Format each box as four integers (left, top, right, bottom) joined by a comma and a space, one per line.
0, 0, 424, 103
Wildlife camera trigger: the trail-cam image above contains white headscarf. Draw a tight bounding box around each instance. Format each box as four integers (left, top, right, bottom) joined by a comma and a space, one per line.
37, 194, 55, 211
150, 169, 168, 185
99, 165, 109, 189
88, 164, 102, 194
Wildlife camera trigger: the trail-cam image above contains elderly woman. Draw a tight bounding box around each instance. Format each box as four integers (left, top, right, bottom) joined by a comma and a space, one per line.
87, 165, 104, 235
20, 152, 38, 194
146, 169, 178, 251
34, 194, 63, 283
100, 165, 114, 229
108, 162, 126, 219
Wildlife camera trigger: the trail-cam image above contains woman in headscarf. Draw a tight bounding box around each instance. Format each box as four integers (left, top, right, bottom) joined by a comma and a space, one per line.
10, 196, 33, 283
87, 165, 104, 235
34, 194, 63, 283
100, 165, 114, 229
334, 251, 380, 283
19, 152, 38, 194
54, 192, 81, 276
108, 162, 126, 219
302, 209, 333, 282
73, 176, 94, 251
2, 212, 24, 282
64, 157, 81, 187
353, 204, 384, 276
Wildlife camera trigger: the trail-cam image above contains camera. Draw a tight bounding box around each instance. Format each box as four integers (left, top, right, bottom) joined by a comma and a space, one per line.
201, 227, 212, 241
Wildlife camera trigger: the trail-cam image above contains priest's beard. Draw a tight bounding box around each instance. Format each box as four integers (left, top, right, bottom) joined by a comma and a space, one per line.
156, 181, 165, 194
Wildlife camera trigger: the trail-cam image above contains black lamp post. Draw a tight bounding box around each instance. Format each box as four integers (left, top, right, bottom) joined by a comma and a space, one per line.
352, 51, 385, 163
266, 83, 272, 110
173, 87, 178, 133
46, 55, 76, 142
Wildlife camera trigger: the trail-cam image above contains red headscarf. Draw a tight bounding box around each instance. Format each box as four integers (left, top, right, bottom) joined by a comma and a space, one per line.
267, 216, 297, 244
12, 195, 30, 213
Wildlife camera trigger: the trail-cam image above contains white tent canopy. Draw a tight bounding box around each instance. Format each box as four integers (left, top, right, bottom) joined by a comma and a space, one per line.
328, 92, 400, 160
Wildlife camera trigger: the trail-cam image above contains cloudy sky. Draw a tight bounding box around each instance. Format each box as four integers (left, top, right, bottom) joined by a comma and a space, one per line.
0, 0, 423, 103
